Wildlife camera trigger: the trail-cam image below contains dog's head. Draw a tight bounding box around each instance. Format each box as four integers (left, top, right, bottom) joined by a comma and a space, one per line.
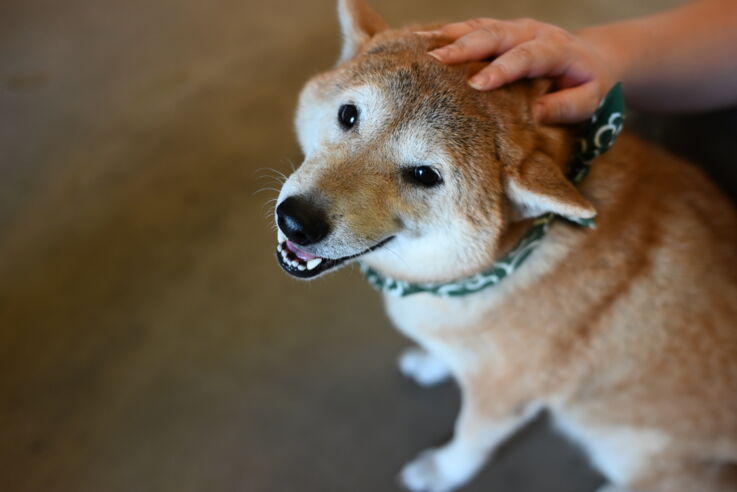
275, 0, 595, 282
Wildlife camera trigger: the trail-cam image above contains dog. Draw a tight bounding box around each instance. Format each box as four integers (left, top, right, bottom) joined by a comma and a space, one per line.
273, 1, 737, 490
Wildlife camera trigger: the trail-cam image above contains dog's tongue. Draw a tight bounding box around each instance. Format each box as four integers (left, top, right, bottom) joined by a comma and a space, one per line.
286, 240, 318, 261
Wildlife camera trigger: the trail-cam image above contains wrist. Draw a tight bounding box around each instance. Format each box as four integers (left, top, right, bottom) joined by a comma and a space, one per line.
577, 25, 632, 87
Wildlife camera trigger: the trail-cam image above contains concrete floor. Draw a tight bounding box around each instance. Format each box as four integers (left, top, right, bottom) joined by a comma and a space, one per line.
0, 1, 710, 491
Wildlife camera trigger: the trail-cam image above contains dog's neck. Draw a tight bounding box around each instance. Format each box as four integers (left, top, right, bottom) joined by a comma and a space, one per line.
496, 218, 535, 259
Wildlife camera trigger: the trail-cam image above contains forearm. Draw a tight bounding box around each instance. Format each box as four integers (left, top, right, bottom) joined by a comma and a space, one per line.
579, 0, 737, 112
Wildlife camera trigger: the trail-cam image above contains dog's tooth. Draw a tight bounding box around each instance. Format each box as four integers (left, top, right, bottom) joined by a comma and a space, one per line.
290, 260, 299, 267
306, 258, 323, 270
278, 230, 286, 243
277, 243, 283, 253
297, 264, 306, 271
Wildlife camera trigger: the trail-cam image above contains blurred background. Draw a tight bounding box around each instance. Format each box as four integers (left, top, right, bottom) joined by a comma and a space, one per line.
3, 0, 735, 491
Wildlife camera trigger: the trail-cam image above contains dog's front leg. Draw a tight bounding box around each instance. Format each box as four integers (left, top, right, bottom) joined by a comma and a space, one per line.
399, 390, 539, 492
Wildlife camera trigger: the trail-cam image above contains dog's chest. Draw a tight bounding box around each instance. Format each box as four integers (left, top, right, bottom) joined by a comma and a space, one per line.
382, 291, 503, 374
383, 293, 485, 334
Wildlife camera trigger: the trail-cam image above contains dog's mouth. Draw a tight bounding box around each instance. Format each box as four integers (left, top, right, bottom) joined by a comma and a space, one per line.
276, 235, 393, 279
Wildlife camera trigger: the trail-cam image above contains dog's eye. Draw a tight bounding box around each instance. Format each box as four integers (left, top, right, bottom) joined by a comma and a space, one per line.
338, 104, 359, 130
405, 166, 443, 187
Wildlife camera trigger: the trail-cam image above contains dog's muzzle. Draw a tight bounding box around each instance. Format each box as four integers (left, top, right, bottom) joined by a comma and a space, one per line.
274, 195, 394, 279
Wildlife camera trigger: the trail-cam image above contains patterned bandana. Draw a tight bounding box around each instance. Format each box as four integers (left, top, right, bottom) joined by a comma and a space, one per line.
360, 83, 625, 298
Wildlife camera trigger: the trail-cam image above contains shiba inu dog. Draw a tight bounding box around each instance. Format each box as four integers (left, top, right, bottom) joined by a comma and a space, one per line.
273, 1, 737, 490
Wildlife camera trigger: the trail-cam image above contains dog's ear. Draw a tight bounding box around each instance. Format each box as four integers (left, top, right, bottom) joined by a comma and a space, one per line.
505, 153, 596, 221
497, 79, 596, 221
337, 0, 387, 62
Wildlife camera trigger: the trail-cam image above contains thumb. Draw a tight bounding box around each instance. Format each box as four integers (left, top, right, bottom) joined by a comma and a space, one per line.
535, 82, 602, 124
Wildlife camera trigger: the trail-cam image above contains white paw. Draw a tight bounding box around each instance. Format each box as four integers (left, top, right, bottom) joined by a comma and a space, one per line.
596, 485, 636, 492
399, 449, 455, 492
398, 347, 451, 387
399, 447, 481, 492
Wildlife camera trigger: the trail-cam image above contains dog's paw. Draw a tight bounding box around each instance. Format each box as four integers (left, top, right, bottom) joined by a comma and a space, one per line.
399, 446, 483, 492
596, 485, 636, 492
398, 347, 450, 387
399, 445, 487, 492
399, 449, 455, 492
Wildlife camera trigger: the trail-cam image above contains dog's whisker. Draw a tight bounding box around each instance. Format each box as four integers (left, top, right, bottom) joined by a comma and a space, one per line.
382, 244, 410, 268
255, 178, 286, 189
257, 174, 286, 182
254, 166, 287, 175
256, 174, 287, 185
256, 166, 290, 181
276, 158, 298, 174
252, 187, 281, 197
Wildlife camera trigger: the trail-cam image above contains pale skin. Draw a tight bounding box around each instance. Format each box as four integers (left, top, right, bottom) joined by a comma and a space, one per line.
421, 0, 737, 123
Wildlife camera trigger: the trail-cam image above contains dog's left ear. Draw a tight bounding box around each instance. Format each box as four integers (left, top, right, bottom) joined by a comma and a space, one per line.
337, 0, 387, 63
502, 79, 597, 221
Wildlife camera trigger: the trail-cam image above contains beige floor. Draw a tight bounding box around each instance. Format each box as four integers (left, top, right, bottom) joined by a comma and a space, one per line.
1, 1, 685, 491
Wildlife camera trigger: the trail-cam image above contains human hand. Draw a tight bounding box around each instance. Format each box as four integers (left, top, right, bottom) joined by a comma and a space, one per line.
420, 18, 617, 123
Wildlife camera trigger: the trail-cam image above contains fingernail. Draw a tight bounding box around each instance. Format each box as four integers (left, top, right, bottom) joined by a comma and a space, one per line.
428, 50, 444, 61
415, 30, 441, 36
469, 74, 487, 90
533, 102, 545, 122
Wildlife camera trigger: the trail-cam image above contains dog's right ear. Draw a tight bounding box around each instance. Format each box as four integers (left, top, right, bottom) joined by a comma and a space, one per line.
337, 0, 387, 63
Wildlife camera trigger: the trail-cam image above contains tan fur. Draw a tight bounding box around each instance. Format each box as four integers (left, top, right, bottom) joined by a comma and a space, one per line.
278, 2, 737, 490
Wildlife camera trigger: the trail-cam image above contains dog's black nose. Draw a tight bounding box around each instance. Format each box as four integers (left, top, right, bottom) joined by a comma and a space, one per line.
276, 196, 331, 246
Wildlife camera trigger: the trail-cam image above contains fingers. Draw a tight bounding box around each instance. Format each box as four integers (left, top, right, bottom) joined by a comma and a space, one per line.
426, 19, 535, 65
419, 18, 495, 40
534, 82, 603, 123
468, 40, 566, 90
419, 18, 611, 124
429, 24, 510, 64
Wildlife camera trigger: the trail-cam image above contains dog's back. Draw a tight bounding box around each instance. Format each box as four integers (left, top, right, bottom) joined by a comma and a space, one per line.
533, 133, 737, 489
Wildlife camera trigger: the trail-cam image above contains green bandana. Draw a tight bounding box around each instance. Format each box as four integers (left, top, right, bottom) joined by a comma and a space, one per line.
360, 83, 625, 298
